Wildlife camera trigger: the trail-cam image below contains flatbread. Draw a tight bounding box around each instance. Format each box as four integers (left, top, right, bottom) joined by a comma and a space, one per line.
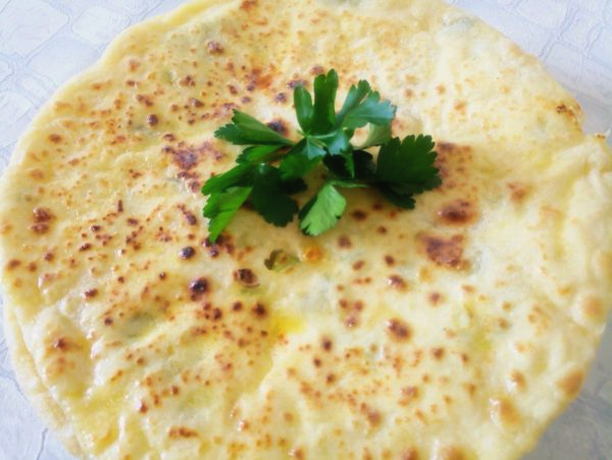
0, 0, 610, 458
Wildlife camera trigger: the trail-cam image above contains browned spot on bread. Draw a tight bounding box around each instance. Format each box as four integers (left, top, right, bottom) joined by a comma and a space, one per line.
178, 205, 198, 225
557, 370, 584, 397
240, 0, 257, 10
207, 41, 224, 54
454, 101, 467, 113
179, 247, 196, 259
6, 259, 21, 270
212, 308, 223, 321
352, 260, 365, 270
438, 446, 466, 460
437, 199, 476, 225
386, 318, 410, 341
53, 337, 69, 351
489, 397, 520, 426
303, 245, 323, 262
28, 169, 44, 181
168, 426, 198, 438
288, 79, 307, 89
179, 75, 195, 87
556, 103, 578, 120
189, 278, 209, 300
321, 337, 333, 351
582, 296, 604, 320
48, 134, 63, 144
388, 275, 408, 290
431, 347, 445, 360
245, 68, 273, 91
338, 236, 352, 248
128, 59, 140, 72
265, 119, 288, 135
136, 93, 155, 106
399, 386, 419, 406
420, 234, 468, 270
83, 288, 98, 299
78, 243, 92, 252
429, 292, 442, 306
147, 114, 159, 126
508, 182, 530, 202
434, 143, 473, 191
251, 303, 267, 318
344, 314, 359, 328
509, 370, 527, 392
33, 207, 54, 222
170, 148, 199, 170
311, 65, 325, 75
289, 447, 304, 459
234, 268, 259, 287
351, 209, 367, 221
402, 448, 420, 460
360, 403, 382, 427
189, 97, 204, 108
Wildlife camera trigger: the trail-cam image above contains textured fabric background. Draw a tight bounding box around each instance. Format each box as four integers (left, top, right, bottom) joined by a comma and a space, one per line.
0, 1, 610, 459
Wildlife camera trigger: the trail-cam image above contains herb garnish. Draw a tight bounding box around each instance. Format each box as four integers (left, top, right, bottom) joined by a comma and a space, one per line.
202, 69, 441, 242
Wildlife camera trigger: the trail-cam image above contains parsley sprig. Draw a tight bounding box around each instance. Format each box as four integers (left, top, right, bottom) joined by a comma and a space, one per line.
202, 69, 441, 242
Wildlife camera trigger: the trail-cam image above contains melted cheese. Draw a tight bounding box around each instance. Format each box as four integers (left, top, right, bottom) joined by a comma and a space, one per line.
0, 0, 610, 459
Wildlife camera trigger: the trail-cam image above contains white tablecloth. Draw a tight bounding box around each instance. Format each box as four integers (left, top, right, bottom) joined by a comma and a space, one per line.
0, 1, 610, 458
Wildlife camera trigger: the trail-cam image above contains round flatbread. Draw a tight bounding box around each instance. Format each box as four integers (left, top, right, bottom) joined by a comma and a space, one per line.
1, 0, 610, 458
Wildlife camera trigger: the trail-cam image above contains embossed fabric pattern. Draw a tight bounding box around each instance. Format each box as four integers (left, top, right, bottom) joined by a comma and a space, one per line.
0, 1, 610, 459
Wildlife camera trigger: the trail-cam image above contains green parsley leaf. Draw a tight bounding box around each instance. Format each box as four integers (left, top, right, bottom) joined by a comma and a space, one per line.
201, 164, 254, 195
311, 70, 339, 133
335, 79, 396, 129
203, 186, 252, 242
336, 80, 372, 123
251, 165, 299, 226
340, 91, 396, 129
323, 154, 350, 178
215, 110, 293, 146
202, 69, 442, 242
376, 135, 440, 192
323, 150, 375, 180
303, 137, 327, 159
352, 150, 377, 179
279, 153, 320, 181
236, 145, 284, 164
299, 182, 347, 236
280, 177, 308, 195
294, 85, 314, 133
376, 184, 416, 209
314, 129, 351, 155
279, 139, 324, 180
